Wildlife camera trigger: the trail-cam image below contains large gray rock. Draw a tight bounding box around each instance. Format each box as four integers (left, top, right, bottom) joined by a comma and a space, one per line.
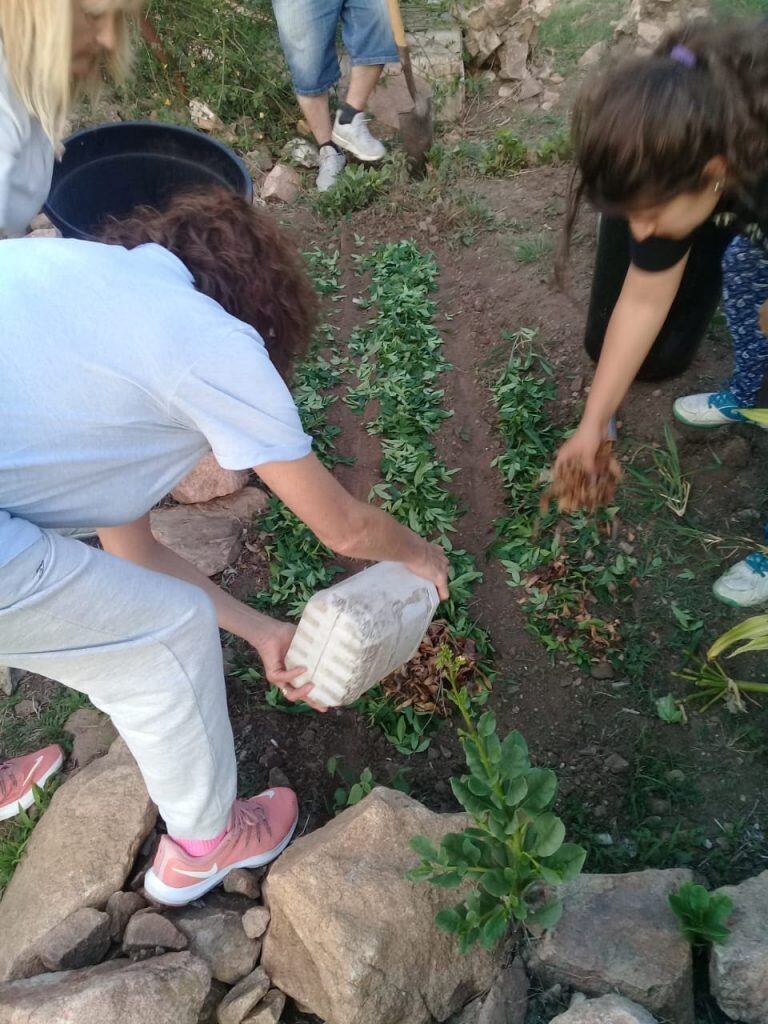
0, 738, 156, 981
527, 869, 694, 1024
170, 896, 260, 984
550, 994, 659, 1023
0, 952, 210, 1024
262, 787, 498, 1024
38, 908, 111, 972
709, 870, 768, 1024
216, 966, 270, 1024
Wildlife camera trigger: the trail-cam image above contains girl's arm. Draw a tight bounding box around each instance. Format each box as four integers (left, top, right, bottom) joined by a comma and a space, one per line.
557, 256, 689, 471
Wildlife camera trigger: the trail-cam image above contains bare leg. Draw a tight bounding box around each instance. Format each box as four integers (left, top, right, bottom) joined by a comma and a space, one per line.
297, 93, 333, 145
346, 64, 385, 110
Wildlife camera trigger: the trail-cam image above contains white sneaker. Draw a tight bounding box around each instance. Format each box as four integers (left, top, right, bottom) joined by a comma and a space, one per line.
673, 392, 743, 428
713, 554, 768, 607
331, 111, 386, 163
316, 145, 346, 192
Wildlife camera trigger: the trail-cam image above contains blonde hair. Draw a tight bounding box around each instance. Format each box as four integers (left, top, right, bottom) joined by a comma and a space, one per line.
0, 0, 141, 144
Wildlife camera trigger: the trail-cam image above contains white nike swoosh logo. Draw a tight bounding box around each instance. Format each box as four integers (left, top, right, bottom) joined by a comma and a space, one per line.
172, 863, 219, 879
23, 757, 44, 787
263, 790, 275, 799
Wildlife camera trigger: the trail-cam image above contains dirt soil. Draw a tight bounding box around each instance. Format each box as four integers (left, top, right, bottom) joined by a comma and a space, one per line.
220, 164, 768, 907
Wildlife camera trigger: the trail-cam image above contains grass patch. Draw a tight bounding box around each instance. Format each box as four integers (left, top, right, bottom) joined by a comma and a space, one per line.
315, 164, 393, 219
0, 782, 58, 897
0, 689, 88, 760
537, 0, 626, 74
119, 0, 296, 144
512, 233, 555, 264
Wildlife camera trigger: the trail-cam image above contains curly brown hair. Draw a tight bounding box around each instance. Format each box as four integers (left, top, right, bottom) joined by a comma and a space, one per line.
556, 17, 768, 284
98, 188, 318, 381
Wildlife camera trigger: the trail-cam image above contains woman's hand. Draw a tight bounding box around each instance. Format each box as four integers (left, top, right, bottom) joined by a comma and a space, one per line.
555, 418, 607, 475
252, 619, 328, 714
405, 539, 450, 602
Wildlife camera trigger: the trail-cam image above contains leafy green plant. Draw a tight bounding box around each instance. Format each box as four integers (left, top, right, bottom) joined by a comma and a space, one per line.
316, 164, 392, 218
674, 615, 768, 715
512, 234, 555, 264
360, 694, 436, 754
655, 693, 685, 724
535, 131, 572, 165
669, 882, 733, 945
327, 756, 411, 813
480, 129, 528, 177
408, 648, 585, 952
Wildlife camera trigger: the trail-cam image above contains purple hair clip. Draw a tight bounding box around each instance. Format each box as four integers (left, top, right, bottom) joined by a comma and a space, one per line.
669, 43, 697, 68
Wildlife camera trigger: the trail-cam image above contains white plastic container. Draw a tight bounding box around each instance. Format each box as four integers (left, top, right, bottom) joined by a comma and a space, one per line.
285, 562, 439, 708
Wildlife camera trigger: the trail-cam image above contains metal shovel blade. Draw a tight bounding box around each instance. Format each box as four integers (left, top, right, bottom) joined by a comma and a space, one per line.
399, 92, 433, 177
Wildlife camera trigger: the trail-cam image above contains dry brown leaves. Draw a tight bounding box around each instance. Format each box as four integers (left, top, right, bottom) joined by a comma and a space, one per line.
382, 620, 490, 716
541, 441, 622, 514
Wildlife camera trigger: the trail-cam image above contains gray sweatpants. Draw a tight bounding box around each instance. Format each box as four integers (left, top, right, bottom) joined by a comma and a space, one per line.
0, 529, 237, 838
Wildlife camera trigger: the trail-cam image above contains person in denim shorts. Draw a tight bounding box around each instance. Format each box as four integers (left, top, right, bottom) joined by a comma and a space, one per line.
272, 0, 398, 191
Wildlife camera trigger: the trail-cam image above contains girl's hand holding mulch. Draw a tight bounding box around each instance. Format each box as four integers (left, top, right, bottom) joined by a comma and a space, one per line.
542, 440, 622, 513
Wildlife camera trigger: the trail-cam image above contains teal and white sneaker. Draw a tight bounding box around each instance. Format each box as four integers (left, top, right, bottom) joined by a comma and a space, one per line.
713, 552, 768, 607
673, 390, 747, 428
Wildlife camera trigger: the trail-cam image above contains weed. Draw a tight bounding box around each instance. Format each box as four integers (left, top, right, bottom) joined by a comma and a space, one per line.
327, 756, 411, 812
480, 129, 528, 177
408, 648, 585, 951
537, 0, 626, 74
630, 425, 691, 518
512, 234, 555, 264
669, 882, 733, 946
121, 0, 295, 143
315, 164, 392, 218
535, 131, 573, 165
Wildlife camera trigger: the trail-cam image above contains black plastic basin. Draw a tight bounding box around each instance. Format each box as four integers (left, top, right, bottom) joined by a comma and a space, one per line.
45, 121, 252, 241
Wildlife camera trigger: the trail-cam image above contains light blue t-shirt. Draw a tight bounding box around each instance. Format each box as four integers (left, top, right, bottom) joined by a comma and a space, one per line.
0, 237, 313, 567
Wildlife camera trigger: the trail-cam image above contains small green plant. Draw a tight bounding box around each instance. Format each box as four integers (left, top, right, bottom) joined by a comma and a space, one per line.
316, 164, 392, 218
512, 234, 555, 264
535, 131, 572, 165
669, 882, 733, 945
408, 648, 585, 952
655, 693, 685, 724
480, 129, 528, 177
327, 756, 411, 813
676, 615, 768, 714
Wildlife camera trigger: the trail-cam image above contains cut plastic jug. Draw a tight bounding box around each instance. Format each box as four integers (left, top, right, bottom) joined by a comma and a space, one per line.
285, 562, 440, 708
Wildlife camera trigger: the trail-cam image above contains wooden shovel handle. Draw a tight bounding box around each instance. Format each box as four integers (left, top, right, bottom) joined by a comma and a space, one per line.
386, 0, 407, 47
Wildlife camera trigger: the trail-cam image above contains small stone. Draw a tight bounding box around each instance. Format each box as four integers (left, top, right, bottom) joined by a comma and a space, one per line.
242, 907, 271, 940
170, 896, 260, 984
719, 435, 752, 470
590, 662, 614, 680
550, 993, 659, 1023
242, 989, 286, 1024
190, 98, 225, 133
0, 666, 21, 697
578, 41, 609, 68
637, 21, 662, 45
280, 137, 319, 169
647, 798, 671, 817
466, 27, 503, 64
64, 708, 118, 769
123, 909, 188, 955
485, 0, 523, 27
223, 869, 262, 900
216, 966, 271, 1024
476, 958, 528, 1023
549, 73, 564, 84
106, 891, 147, 942
498, 84, 515, 99
13, 699, 36, 718
618, 540, 635, 555
594, 833, 614, 846
605, 753, 630, 775
261, 164, 301, 204
30, 212, 53, 231
38, 908, 111, 972
244, 146, 273, 175
665, 769, 685, 784
172, 454, 249, 504
267, 767, 291, 790
517, 73, 542, 100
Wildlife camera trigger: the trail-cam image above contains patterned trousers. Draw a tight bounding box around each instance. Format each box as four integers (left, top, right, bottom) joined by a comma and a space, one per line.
723, 235, 768, 406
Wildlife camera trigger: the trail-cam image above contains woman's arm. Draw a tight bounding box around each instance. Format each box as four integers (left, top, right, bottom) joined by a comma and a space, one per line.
255, 453, 449, 599
557, 256, 689, 470
98, 515, 323, 708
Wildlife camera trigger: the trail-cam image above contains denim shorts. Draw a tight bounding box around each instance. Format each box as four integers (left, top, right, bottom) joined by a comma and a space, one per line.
272, 0, 399, 96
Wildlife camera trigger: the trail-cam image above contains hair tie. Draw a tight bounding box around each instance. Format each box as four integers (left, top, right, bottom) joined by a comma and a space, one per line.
669, 44, 697, 68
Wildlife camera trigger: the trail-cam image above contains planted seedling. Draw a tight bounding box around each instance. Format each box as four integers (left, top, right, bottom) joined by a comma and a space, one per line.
669, 881, 732, 945
408, 648, 585, 952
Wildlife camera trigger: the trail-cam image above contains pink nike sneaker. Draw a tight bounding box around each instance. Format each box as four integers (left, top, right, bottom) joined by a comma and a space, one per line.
0, 744, 64, 821
143, 788, 299, 906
